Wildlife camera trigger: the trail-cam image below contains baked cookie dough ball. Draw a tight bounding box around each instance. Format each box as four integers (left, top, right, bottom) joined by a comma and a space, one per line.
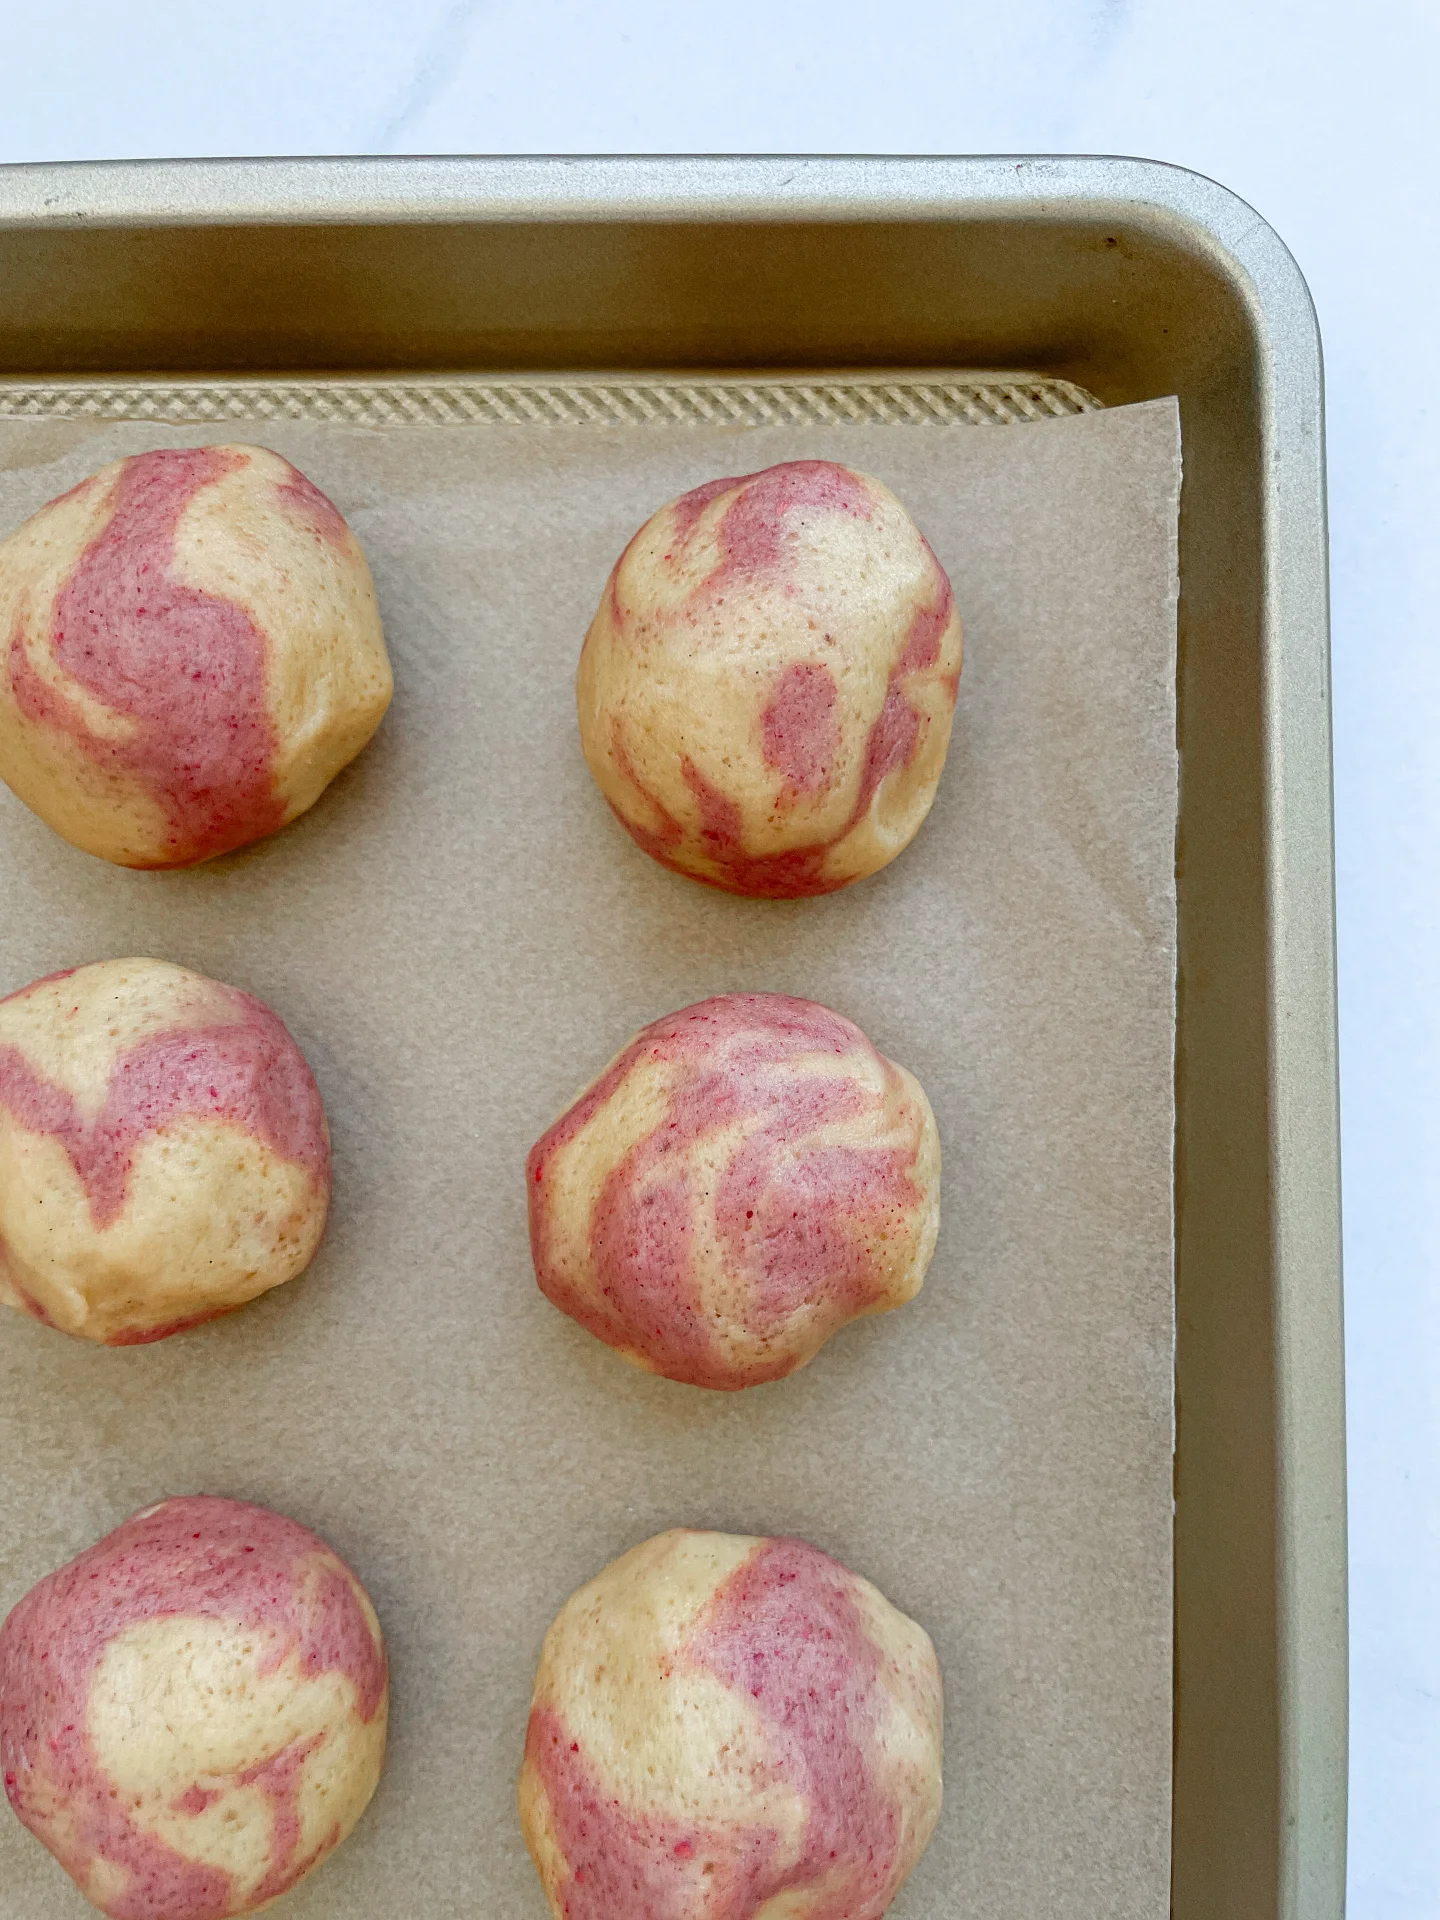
527, 993, 939, 1390
0, 1496, 388, 1920
520, 1529, 943, 1920
578, 460, 962, 897
0, 444, 392, 867
0, 958, 330, 1345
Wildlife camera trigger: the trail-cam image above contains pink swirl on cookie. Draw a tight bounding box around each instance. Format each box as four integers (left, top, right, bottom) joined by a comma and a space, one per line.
578, 461, 962, 897
0, 959, 331, 1345
761, 660, 842, 798
8, 448, 283, 865
519, 1529, 943, 1920
0, 1497, 387, 1920
0, 994, 329, 1230
676, 459, 874, 584
527, 993, 940, 1390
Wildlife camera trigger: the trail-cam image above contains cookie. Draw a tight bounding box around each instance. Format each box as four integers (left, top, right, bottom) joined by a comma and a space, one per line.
0, 445, 392, 867
578, 461, 961, 896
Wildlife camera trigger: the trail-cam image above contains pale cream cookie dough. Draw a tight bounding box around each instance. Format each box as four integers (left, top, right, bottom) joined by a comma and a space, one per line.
0, 1496, 388, 1920
527, 993, 940, 1390
520, 1528, 944, 1920
578, 460, 963, 896
0, 444, 393, 867
0, 957, 331, 1345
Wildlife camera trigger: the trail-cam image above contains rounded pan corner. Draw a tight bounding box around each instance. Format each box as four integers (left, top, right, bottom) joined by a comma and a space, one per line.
0, 152, 1324, 416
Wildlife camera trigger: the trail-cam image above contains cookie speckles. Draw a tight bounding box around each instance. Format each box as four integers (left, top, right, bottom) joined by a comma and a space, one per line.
761, 661, 841, 799
273, 462, 352, 552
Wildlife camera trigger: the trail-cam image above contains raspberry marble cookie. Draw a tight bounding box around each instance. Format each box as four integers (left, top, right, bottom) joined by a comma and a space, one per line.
0, 958, 330, 1344
520, 1528, 943, 1920
0, 1496, 388, 1919
578, 460, 962, 896
527, 993, 940, 1389
0, 445, 392, 867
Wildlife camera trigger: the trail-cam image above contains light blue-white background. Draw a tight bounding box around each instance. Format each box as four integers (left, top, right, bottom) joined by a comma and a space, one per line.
3, 4, 1436, 1912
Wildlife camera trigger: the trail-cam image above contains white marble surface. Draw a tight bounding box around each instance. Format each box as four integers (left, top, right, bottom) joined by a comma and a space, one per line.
4, 3, 1438, 1914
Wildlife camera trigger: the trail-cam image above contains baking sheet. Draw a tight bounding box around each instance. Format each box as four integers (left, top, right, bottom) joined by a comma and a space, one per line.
0, 399, 1180, 1920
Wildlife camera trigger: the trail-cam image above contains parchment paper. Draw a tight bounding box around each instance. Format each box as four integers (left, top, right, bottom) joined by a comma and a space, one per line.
0, 398, 1180, 1920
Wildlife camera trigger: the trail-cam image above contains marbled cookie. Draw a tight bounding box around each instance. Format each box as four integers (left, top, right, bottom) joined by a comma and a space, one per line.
578, 460, 962, 896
